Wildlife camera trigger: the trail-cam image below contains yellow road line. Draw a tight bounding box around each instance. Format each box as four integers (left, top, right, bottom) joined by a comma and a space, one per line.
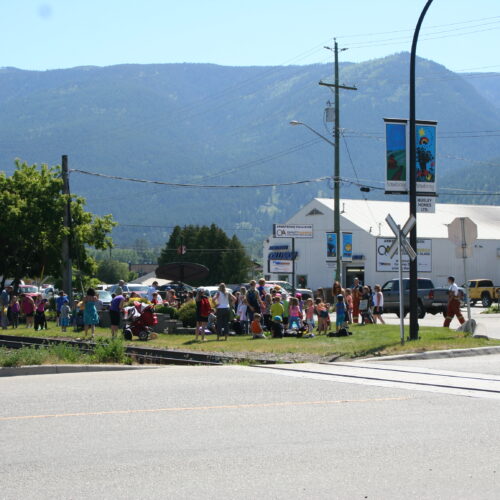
0, 396, 410, 422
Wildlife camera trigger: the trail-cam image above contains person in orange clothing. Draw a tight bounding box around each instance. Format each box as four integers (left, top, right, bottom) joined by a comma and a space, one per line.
443, 276, 465, 327
351, 278, 361, 323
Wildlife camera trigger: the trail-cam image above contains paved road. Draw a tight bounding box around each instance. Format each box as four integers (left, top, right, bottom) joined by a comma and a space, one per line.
1, 363, 499, 499
364, 306, 500, 338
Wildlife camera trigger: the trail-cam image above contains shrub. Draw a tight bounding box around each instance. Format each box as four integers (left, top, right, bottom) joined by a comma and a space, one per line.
124, 297, 150, 307
177, 301, 196, 327
91, 337, 126, 363
154, 304, 178, 319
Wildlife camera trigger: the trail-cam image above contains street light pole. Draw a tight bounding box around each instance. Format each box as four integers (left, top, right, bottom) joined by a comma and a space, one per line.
409, 0, 434, 341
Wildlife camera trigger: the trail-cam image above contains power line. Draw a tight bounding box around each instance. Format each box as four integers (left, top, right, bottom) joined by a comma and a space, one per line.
69, 168, 330, 188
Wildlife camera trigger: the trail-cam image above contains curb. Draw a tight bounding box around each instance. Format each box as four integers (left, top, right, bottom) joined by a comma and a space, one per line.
363, 345, 500, 362
0, 364, 158, 378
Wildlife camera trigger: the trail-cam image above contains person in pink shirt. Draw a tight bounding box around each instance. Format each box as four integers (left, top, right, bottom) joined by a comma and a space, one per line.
345, 288, 353, 324
288, 297, 302, 329
20, 294, 36, 328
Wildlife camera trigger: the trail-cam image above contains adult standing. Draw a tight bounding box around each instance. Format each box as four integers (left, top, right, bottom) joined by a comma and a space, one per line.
146, 281, 159, 302
257, 278, 267, 301
195, 288, 211, 341
373, 284, 385, 324
213, 283, 235, 341
20, 293, 35, 328
83, 288, 100, 339
245, 280, 261, 322
0, 286, 12, 329
351, 277, 361, 324
109, 286, 125, 339
444, 276, 465, 328
55, 290, 68, 326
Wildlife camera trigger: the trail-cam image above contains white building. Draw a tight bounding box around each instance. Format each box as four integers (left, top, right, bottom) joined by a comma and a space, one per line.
263, 198, 500, 291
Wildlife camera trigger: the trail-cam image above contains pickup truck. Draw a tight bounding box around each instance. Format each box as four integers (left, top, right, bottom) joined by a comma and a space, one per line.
381, 278, 463, 319
467, 279, 500, 307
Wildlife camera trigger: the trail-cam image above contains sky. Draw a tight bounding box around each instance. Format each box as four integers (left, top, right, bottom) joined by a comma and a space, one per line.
1, 0, 499, 73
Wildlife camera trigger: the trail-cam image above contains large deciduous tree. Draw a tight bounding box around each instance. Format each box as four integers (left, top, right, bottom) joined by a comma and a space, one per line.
0, 160, 115, 288
158, 224, 251, 285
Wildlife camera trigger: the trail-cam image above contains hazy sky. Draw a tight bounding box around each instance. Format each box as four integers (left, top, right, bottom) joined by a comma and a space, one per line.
1, 1, 499, 73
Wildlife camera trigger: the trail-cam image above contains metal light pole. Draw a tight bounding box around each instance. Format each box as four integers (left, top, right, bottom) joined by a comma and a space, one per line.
409, 0, 434, 341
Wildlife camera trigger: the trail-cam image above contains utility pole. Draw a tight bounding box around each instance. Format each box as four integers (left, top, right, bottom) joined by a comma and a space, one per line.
320, 40, 356, 285
61, 155, 72, 304
409, 0, 434, 341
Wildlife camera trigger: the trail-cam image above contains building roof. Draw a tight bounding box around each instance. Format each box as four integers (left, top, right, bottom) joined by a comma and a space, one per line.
313, 198, 500, 239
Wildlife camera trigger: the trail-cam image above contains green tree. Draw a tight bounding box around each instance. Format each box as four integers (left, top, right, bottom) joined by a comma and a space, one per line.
96, 260, 130, 284
0, 160, 115, 289
158, 224, 252, 285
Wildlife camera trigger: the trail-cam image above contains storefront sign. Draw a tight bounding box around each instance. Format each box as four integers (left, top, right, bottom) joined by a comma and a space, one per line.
269, 260, 293, 273
274, 224, 313, 238
376, 237, 432, 272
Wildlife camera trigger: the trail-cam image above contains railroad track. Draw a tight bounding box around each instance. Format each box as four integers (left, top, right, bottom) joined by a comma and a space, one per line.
0, 334, 226, 366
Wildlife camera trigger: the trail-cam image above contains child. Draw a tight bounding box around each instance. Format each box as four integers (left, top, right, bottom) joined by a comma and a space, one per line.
250, 313, 266, 339
281, 294, 289, 328
360, 286, 374, 325
270, 295, 284, 323
345, 288, 353, 324
315, 298, 328, 334
288, 297, 302, 330
270, 315, 284, 338
262, 294, 272, 331
206, 312, 217, 335
60, 300, 71, 333
335, 294, 346, 332
9, 296, 20, 329
34, 295, 47, 331
236, 296, 249, 335
305, 298, 315, 333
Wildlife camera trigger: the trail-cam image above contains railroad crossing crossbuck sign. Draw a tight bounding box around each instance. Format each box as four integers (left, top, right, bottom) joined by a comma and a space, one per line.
385, 214, 417, 260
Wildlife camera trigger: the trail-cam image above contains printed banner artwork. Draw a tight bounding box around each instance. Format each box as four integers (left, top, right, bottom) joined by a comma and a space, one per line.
384, 119, 408, 194
274, 224, 313, 238
376, 237, 432, 272
415, 121, 437, 194
326, 232, 337, 258
342, 232, 353, 261
269, 260, 293, 273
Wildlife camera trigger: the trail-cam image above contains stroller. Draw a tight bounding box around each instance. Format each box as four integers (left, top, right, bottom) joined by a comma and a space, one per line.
122, 302, 158, 341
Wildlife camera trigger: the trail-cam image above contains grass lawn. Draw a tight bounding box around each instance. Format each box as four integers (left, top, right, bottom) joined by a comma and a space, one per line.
2, 321, 500, 360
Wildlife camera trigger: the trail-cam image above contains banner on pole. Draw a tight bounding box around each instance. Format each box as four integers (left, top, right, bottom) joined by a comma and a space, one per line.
342, 232, 352, 261
384, 118, 408, 194
415, 121, 437, 194
326, 232, 337, 258
269, 260, 293, 273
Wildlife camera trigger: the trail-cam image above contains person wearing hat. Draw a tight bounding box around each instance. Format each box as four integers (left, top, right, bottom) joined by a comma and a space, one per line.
270, 315, 284, 338
109, 286, 125, 338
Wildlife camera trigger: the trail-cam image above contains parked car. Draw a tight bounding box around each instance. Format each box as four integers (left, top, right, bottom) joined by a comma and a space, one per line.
108, 284, 149, 298
18, 285, 39, 298
267, 280, 313, 299
466, 279, 500, 307
97, 290, 113, 309
381, 278, 464, 319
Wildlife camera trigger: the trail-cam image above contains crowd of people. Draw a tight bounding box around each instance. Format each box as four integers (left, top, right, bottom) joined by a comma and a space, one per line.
192, 277, 387, 342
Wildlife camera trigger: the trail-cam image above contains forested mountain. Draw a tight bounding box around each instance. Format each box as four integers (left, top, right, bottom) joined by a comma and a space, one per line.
1, 52, 498, 252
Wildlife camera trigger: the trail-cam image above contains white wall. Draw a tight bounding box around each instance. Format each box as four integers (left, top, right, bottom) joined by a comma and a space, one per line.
263, 199, 500, 291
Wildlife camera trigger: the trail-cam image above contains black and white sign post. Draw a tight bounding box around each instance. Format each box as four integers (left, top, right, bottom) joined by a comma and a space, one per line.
386, 214, 417, 345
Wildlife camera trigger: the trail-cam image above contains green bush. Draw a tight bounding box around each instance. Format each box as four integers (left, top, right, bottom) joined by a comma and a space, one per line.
155, 304, 178, 319
91, 337, 126, 363
177, 301, 196, 327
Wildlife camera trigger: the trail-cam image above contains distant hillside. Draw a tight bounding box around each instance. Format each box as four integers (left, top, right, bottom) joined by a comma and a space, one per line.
0, 53, 499, 250
463, 72, 500, 108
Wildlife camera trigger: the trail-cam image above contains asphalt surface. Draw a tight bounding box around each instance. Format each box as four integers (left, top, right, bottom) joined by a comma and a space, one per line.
1, 362, 499, 499
369, 305, 500, 338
